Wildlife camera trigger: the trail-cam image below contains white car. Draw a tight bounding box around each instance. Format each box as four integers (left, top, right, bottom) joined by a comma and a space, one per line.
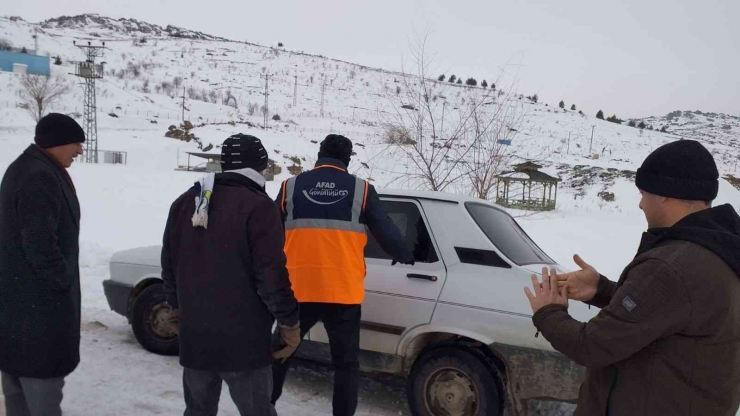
104, 189, 593, 416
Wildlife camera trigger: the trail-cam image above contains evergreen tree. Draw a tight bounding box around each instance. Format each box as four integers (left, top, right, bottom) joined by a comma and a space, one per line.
559, 100, 565, 109
596, 110, 605, 119
438, 74, 446, 82
449, 75, 457, 83
571, 104, 576, 111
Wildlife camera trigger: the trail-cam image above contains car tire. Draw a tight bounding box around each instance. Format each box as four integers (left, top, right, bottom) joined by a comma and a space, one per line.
131, 283, 179, 356
408, 347, 503, 416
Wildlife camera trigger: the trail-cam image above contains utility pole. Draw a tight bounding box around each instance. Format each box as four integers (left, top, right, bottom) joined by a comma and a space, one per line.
71, 40, 107, 163
33, 28, 38, 54
589, 125, 595, 156
293, 67, 298, 107
181, 87, 186, 122
567, 132, 571, 154
263, 74, 271, 129
441, 101, 447, 133
320, 76, 326, 118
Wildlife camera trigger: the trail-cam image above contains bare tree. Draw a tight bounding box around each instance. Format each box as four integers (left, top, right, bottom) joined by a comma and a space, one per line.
19, 75, 71, 122
376, 35, 526, 196
461, 95, 527, 200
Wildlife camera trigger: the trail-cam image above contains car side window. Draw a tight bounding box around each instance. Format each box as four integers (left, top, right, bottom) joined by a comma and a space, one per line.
365, 200, 439, 263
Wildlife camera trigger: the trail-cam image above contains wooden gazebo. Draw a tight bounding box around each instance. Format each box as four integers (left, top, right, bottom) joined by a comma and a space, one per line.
495, 162, 560, 211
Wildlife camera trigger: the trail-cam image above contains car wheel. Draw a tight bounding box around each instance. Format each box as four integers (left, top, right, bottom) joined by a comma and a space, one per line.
408, 347, 503, 416
131, 283, 179, 356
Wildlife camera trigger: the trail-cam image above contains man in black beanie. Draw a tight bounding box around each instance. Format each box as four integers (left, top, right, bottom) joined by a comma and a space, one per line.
524, 140, 740, 416
161, 133, 299, 416
272, 134, 414, 416
0, 113, 85, 416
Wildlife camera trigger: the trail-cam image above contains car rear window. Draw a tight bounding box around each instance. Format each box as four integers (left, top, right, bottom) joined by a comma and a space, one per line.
465, 202, 554, 266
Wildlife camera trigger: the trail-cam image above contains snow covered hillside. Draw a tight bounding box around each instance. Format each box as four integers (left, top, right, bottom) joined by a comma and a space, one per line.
1, 13, 739, 416
641, 110, 740, 150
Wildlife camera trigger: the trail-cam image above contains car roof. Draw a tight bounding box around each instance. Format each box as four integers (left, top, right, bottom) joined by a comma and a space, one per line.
376, 188, 501, 207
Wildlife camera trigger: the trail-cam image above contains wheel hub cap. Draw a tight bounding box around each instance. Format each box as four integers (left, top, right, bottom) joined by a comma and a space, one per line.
148, 302, 176, 339
425, 367, 478, 416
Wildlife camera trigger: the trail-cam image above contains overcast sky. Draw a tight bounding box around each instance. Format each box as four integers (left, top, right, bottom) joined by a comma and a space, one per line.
6, 0, 739, 118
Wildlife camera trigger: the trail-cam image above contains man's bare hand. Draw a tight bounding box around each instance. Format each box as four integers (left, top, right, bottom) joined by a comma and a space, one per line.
556, 254, 600, 302
524, 267, 569, 314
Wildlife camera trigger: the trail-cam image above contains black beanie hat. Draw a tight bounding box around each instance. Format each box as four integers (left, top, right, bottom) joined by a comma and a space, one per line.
34, 113, 86, 149
635, 140, 719, 201
318, 134, 353, 166
220, 134, 269, 172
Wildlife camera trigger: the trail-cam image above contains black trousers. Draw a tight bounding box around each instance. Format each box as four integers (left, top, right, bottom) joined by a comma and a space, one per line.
183, 366, 276, 416
271, 302, 361, 416
1, 372, 65, 416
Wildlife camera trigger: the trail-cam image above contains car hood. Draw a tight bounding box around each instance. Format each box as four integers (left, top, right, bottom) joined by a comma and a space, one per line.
110, 245, 163, 267
520, 263, 569, 275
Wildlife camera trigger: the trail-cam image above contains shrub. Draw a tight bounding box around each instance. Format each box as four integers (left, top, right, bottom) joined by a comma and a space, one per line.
456, 79, 462, 84
161, 81, 173, 95
272, 114, 281, 121
278, 42, 284, 47
465, 78, 477, 86
21, 47, 28, 54
0, 38, 12, 51
481, 80, 488, 88
571, 104, 576, 111
448, 75, 457, 83
628, 120, 637, 127
438, 74, 446, 82
559, 100, 565, 109
173, 76, 183, 89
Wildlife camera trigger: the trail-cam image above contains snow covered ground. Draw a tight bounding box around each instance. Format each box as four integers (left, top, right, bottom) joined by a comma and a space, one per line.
1, 14, 739, 416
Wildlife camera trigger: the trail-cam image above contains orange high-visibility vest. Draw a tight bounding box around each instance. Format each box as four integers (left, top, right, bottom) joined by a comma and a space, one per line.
280, 166, 369, 304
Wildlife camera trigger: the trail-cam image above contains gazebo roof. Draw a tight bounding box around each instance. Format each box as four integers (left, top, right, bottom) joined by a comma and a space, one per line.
496, 166, 560, 183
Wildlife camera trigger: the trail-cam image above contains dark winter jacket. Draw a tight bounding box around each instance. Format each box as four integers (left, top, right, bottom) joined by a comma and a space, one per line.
0, 145, 82, 378
161, 172, 299, 372
533, 204, 740, 416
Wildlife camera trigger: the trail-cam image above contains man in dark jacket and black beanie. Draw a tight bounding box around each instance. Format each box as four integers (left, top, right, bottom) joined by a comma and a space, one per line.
162, 133, 300, 416
272, 134, 415, 416
525, 139, 740, 416
0, 113, 85, 416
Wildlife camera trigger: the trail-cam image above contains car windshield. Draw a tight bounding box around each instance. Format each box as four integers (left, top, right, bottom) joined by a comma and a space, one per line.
465, 202, 554, 266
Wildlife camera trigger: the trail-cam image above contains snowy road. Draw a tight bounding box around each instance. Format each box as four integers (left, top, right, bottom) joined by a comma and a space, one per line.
0, 262, 410, 416
0, 312, 410, 416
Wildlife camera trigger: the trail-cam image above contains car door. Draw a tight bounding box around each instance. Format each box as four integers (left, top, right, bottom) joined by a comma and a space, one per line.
308, 197, 448, 355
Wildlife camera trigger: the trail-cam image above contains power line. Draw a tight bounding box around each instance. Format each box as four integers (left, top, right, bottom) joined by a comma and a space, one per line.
293, 67, 298, 107
181, 87, 186, 122
262, 74, 271, 129
72, 40, 107, 164
320, 76, 326, 118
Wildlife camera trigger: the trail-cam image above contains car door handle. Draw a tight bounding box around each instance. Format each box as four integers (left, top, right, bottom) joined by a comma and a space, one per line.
407, 273, 438, 282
